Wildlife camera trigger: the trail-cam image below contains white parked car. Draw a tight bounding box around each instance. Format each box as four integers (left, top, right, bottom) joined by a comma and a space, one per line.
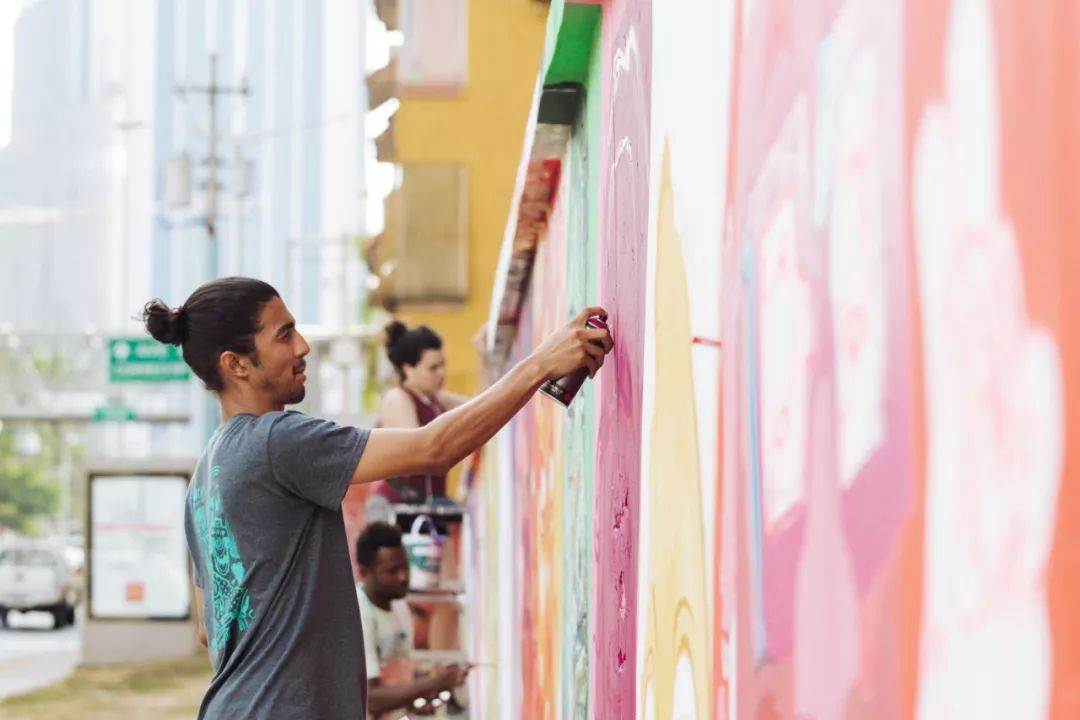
0, 543, 80, 629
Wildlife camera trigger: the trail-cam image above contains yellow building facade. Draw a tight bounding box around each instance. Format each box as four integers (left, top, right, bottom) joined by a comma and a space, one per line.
379, 0, 548, 402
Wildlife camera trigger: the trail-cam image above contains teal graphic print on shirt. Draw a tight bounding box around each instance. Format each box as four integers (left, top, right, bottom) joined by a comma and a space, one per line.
192, 466, 254, 652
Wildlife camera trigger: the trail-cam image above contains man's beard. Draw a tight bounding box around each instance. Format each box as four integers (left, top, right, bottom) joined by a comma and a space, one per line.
259, 376, 306, 406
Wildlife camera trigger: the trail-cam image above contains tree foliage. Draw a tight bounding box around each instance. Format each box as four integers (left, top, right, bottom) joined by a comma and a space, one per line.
0, 423, 59, 535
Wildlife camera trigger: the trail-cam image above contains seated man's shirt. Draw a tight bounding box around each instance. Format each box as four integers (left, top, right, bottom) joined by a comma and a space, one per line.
357, 584, 415, 719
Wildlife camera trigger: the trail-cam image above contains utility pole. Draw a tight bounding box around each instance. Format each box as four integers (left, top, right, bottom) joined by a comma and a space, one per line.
171, 51, 250, 443
173, 53, 249, 278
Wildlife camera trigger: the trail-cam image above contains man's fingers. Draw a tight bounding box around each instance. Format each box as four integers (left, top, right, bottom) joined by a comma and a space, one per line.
584, 327, 614, 352
584, 341, 605, 364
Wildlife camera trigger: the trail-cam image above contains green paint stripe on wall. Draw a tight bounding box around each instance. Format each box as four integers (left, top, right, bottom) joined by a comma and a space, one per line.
544, 4, 601, 86
560, 16, 602, 719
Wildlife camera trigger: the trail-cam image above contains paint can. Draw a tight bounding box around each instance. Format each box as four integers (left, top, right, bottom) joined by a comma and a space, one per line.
402, 515, 444, 589
539, 315, 610, 408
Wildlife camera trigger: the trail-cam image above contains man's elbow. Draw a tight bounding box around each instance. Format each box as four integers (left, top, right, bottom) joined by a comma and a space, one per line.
198, 629, 208, 648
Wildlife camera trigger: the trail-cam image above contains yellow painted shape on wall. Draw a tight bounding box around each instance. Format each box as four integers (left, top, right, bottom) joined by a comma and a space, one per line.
640, 141, 713, 719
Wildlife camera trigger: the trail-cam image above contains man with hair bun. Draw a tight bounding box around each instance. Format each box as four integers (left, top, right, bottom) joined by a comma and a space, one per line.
142, 276, 612, 720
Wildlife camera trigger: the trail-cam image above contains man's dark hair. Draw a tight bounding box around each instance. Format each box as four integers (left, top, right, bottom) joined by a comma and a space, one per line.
142, 277, 280, 392
384, 320, 442, 380
355, 522, 404, 569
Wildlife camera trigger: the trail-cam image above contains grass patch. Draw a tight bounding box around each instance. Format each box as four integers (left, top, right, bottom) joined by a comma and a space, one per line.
0, 654, 211, 720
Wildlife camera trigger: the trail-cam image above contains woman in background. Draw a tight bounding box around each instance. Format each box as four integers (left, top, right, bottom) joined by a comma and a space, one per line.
375, 321, 471, 503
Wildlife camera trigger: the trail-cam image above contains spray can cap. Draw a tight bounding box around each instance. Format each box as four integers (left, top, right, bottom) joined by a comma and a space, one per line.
586, 315, 609, 331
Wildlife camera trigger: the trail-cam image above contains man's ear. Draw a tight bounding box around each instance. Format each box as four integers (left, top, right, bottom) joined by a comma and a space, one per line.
219, 350, 250, 382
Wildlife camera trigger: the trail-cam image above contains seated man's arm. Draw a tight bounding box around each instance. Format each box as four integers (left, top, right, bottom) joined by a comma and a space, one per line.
367, 666, 468, 716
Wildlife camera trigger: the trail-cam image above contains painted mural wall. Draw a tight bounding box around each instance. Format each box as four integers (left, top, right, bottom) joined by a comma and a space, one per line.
720, 1, 917, 717
469, 0, 1080, 718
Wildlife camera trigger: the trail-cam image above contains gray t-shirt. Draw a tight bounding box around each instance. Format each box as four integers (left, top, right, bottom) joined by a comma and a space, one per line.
185, 410, 369, 719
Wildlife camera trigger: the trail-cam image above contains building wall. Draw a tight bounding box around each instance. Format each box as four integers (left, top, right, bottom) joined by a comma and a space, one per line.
0, 0, 367, 350
471, 0, 1080, 718
0, 0, 158, 335
391, 0, 547, 402
160, 0, 366, 325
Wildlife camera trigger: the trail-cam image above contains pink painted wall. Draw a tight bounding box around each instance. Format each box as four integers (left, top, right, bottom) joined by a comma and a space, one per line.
719, 1, 918, 715
592, 0, 651, 717
714, 0, 1080, 718
470, 0, 1080, 718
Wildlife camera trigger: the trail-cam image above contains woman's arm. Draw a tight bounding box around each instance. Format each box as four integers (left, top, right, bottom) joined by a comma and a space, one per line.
436, 389, 471, 411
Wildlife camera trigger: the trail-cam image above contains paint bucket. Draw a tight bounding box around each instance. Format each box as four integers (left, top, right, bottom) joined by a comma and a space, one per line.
402, 515, 444, 590
540, 315, 610, 408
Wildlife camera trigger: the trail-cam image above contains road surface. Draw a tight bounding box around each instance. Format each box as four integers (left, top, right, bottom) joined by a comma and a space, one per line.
0, 610, 79, 700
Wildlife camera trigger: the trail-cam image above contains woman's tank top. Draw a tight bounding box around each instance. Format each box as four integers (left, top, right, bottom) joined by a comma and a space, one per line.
375, 385, 448, 503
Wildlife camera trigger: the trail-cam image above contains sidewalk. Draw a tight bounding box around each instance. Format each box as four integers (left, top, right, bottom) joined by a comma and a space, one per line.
0, 654, 210, 720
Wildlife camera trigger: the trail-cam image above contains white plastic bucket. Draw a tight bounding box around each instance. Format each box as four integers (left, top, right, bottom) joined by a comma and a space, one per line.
402, 515, 444, 589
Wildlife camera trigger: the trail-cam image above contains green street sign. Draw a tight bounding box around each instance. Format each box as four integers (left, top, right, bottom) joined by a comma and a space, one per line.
108, 338, 190, 383
92, 403, 138, 422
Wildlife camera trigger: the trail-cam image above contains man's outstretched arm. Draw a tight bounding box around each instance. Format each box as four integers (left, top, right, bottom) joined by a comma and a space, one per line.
351, 306, 612, 485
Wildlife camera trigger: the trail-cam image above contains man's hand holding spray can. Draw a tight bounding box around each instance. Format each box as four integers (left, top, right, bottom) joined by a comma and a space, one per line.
539, 314, 611, 407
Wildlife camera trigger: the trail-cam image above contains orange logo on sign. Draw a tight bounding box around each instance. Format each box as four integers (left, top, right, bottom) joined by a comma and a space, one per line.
125, 582, 145, 603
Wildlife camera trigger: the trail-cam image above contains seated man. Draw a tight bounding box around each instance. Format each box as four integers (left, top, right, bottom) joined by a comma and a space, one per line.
356, 522, 468, 719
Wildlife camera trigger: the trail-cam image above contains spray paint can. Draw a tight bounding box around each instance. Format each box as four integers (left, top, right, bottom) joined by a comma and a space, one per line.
539, 315, 610, 408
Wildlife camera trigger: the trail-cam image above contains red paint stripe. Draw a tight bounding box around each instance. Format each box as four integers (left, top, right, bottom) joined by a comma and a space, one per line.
692, 336, 723, 349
